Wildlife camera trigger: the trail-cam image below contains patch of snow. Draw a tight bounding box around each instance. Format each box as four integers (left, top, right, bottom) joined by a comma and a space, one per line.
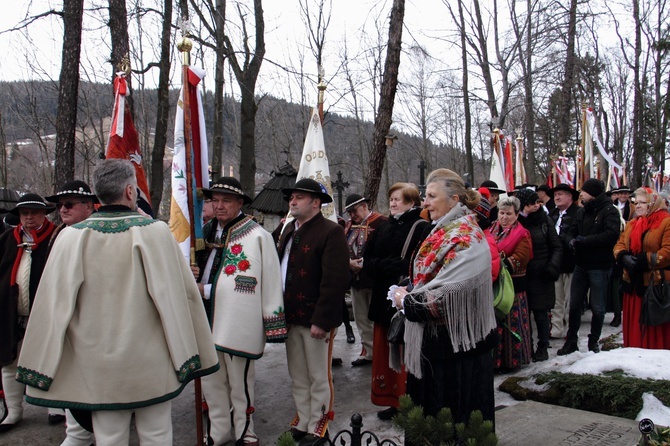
637, 393, 670, 427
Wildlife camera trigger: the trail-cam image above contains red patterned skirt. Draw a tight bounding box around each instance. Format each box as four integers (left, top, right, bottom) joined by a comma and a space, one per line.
494, 291, 532, 370
371, 324, 407, 407
623, 292, 670, 349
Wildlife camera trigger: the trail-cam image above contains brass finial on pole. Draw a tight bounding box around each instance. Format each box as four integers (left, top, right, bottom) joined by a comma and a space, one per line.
117, 53, 131, 76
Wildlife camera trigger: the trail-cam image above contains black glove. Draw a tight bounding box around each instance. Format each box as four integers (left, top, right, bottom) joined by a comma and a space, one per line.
635, 254, 649, 271
621, 255, 638, 271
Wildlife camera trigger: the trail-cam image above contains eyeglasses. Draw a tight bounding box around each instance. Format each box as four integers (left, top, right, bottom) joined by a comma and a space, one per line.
57, 201, 86, 210
347, 206, 362, 215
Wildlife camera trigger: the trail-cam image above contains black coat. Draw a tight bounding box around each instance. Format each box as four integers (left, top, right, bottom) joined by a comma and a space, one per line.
566, 193, 621, 270
548, 203, 579, 274
362, 208, 430, 325
519, 210, 562, 311
0, 222, 55, 366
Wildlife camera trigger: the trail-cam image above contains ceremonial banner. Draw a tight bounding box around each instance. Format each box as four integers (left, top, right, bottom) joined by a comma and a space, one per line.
286, 107, 337, 223
489, 131, 507, 195
514, 137, 527, 186
106, 72, 151, 208
503, 135, 514, 191
169, 66, 209, 260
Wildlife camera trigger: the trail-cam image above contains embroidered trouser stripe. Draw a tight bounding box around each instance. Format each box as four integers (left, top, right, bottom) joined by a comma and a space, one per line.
286, 325, 336, 436
201, 351, 256, 444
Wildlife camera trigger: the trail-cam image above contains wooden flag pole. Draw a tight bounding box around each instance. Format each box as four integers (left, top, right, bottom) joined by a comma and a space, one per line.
177, 31, 205, 446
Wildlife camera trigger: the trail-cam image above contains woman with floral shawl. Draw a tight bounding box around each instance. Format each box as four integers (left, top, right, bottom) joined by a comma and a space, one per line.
614, 187, 670, 348
489, 196, 533, 371
393, 169, 497, 427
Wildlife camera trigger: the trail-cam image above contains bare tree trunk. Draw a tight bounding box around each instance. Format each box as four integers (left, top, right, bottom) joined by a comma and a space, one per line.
223, 0, 265, 198
108, 0, 133, 119
149, 0, 172, 214
457, 0, 474, 185
631, 0, 644, 187
558, 0, 577, 146
364, 0, 404, 209
54, 0, 84, 191
522, 0, 537, 183
472, 0, 499, 123
0, 112, 6, 188
211, 0, 226, 181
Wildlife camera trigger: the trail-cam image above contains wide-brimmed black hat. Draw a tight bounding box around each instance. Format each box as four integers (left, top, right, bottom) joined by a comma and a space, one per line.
536, 184, 552, 195
344, 194, 369, 211
479, 180, 506, 195
202, 177, 252, 204
9, 193, 56, 216
611, 185, 631, 194
46, 180, 99, 204
551, 183, 579, 201
282, 178, 333, 203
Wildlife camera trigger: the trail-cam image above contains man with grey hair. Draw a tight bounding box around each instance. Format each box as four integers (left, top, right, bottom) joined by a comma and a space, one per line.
16, 159, 219, 445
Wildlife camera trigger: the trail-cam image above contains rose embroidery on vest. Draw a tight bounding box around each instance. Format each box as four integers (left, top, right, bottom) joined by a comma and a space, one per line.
223, 243, 249, 276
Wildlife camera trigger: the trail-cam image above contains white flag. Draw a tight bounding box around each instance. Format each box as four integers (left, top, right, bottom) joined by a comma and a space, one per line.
169, 66, 210, 261
289, 107, 337, 223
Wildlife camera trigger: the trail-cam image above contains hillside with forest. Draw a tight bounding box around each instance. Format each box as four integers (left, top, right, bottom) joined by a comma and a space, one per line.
0, 80, 484, 216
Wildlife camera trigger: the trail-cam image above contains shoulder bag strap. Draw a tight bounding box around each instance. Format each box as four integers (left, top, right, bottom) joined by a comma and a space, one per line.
401, 219, 424, 259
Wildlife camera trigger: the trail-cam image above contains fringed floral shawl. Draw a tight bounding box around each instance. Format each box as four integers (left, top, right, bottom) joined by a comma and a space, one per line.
400, 203, 497, 378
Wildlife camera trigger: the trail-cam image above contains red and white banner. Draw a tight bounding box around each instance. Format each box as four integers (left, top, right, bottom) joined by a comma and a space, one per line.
106, 72, 151, 207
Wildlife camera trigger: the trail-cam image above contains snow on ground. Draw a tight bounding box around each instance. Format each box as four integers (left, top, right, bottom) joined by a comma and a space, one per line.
494, 312, 670, 425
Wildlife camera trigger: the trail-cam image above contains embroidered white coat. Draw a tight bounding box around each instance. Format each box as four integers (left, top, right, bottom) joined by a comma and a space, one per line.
16, 212, 219, 410
208, 217, 287, 358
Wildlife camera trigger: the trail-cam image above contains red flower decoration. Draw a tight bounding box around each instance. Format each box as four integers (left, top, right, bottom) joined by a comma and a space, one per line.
224, 265, 237, 275
238, 259, 250, 271
231, 244, 243, 255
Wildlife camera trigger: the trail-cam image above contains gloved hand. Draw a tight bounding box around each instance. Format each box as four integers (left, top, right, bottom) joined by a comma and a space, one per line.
621, 254, 638, 271
635, 254, 649, 271
568, 239, 579, 254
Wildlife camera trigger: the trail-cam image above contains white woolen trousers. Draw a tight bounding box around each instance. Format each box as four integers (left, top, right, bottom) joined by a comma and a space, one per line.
286, 325, 335, 436
1, 342, 25, 426
201, 351, 256, 445
91, 400, 172, 446
60, 409, 95, 446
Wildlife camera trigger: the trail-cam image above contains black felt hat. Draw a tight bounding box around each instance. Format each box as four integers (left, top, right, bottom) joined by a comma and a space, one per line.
9, 193, 56, 216
551, 183, 579, 201
282, 178, 333, 203
202, 177, 252, 204
344, 194, 369, 211
46, 180, 99, 204
479, 180, 506, 194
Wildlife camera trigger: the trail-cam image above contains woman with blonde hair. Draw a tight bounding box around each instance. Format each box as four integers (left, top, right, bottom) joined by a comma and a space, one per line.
392, 169, 497, 428
362, 182, 429, 420
614, 187, 670, 348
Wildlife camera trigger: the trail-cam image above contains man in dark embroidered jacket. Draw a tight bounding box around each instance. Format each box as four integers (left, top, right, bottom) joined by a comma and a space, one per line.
16, 160, 218, 445
277, 178, 349, 446
0, 193, 56, 432
344, 194, 386, 366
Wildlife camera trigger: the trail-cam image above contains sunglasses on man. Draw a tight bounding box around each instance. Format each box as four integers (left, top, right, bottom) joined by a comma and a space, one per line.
57, 201, 87, 210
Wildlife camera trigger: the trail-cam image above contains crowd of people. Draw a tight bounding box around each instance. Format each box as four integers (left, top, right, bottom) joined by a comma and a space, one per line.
0, 161, 669, 445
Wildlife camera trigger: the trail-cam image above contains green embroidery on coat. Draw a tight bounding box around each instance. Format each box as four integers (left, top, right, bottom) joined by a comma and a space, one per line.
16, 366, 53, 391
176, 355, 202, 382
234, 275, 258, 293
264, 307, 288, 342
72, 212, 156, 233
